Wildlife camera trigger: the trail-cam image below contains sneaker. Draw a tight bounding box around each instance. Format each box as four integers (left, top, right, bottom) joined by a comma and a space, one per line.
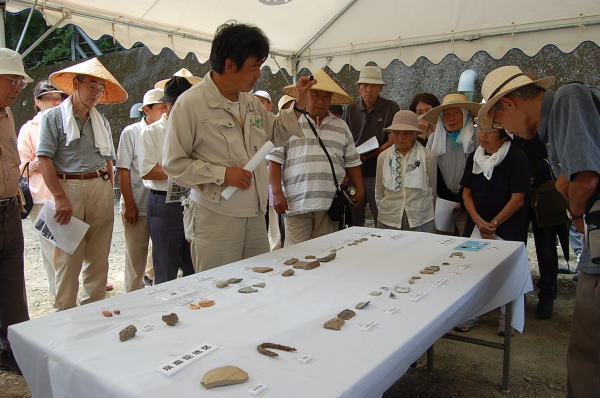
0, 351, 22, 375
454, 318, 479, 332
535, 298, 554, 320
497, 314, 516, 336
143, 276, 153, 287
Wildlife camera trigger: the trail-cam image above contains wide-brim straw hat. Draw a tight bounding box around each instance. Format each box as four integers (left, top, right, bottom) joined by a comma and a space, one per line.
384, 110, 422, 132
283, 69, 354, 105
422, 93, 482, 125
477, 65, 555, 129
0, 48, 33, 83
154, 68, 202, 89
356, 65, 385, 85
49, 58, 128, 104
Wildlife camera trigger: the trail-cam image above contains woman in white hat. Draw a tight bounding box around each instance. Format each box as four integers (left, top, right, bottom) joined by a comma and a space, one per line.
375, 110, 437, 232
17, 80, 66, 298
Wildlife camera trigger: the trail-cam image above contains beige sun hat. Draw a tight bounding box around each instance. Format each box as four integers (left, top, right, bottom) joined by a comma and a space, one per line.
384, 110, 422, 132
421, 93, 482, 125
356, 65, 385, 85
154, 68, 202, 89
283, 69, 354, 105
0, 48, 33, 83
277, 94, 295, 111
138, 88, 164, 111
477, 66, 555, 129
49, 58, 128, 104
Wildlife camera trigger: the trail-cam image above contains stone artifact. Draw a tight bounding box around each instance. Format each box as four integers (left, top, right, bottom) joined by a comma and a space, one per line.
113, 310, 121, 315
389, 292, 397, 299
201, 365, 249, 389
256, 343, 297, 357
359, 238, 368, 242
216, 281, 229, 288
409, 276, 421, 284
102, 310, 113, 317
317, 252, 336, 262
252, 267, 273, 273
442, 262, 450, 266
227, 278, 243, 284
450, 252, 465, 258
284, 258, 299, 265
370, 290, 382, 296
394, 286, 411, 293
323, 317, 345, 330
337, 309, 356, 320
425, 265, 440, 272
293, 260, 320, 270
282, 269, 295, 277
191, 300, 216, 309
355, 301, 370, 309
420, 269, 435, 274
238, 286, 258, 294
252, 282, 266, 288
162, 313, 179, 326
305, 255, 317, 259
189, 303, 202, 310
119, 325, 137, 342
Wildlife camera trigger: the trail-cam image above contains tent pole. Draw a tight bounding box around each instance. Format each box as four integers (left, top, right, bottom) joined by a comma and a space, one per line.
21, 11, 69, 57
15, 0, 38, 52
75, 26, 102, 56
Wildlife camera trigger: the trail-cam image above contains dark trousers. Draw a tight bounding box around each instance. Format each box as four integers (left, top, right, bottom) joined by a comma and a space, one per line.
147, 191, 194, 284
0, 198, 29, 352
530, 213, 559, 300
351, 176, 377, 227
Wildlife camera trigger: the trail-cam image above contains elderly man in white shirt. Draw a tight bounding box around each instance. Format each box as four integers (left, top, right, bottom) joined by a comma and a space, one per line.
375, 110, 437, 232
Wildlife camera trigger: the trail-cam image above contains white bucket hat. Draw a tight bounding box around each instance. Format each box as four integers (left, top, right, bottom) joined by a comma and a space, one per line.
277, 94, 295, 111
138, 88, 164, 111
356, 65, 385, 85
254, 90, 272, 102
0, 48, 33, 83
478, 66, 555, 129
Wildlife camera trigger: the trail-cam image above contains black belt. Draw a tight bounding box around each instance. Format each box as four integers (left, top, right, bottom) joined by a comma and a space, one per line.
150, 189, 167, 195
0, 196, 15, 208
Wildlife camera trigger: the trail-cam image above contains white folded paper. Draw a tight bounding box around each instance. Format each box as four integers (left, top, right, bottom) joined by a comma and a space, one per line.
33, 201, 89, 255
221, 141, 275, 200
355, 136, 379, 155
434, 198, 458, 233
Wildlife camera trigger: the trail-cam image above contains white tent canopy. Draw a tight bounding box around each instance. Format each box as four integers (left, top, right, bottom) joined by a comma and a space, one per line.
7, 0, 600, 74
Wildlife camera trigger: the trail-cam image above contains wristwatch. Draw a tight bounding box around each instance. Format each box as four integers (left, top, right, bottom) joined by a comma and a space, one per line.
566, 208, 583, 221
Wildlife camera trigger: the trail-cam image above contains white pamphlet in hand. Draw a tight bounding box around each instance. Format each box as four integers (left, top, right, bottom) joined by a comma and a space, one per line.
355, 136, 379, 155
221, 141, 275, 200
34, 201, 89, 255
165, 178, 190, 203
434, 198, 458, 233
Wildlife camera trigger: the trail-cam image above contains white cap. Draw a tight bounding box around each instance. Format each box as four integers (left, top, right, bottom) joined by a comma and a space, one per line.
254, 90, 272, 102
277, 94, 295, 111
138, 88, 164, 111
0, 48, 33, 83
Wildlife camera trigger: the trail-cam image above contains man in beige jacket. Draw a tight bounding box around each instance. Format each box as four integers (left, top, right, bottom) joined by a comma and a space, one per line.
163, 21, 314, 271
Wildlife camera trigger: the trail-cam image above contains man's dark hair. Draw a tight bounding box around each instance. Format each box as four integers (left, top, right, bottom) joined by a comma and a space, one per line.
409, 93, 440, 113
210, 21, 270, 74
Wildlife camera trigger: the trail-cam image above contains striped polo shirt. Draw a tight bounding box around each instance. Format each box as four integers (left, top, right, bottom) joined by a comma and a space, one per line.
267, 112, 361, 216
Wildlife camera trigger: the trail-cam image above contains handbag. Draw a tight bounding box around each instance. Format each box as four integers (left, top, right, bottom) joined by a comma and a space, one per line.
529, 160, 569, 228
19, 161, 34, 219
303, 114, 353, 227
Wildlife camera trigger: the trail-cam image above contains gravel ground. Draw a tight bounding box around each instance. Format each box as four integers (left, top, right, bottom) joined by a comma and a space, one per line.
1, 206, 577, 397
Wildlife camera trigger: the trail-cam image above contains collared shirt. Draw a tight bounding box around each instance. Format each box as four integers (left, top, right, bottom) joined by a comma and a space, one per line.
0, 108, 19, 199
36, 106, 115, 173
537, 83, 600, 274
18, 112, 53, 203
343, 96, 399, 177
375, 145, 437, 228
117, 118, 150, 215
163, 71, 302, 218
139, 116, 169, 192
267, 112, 361, 216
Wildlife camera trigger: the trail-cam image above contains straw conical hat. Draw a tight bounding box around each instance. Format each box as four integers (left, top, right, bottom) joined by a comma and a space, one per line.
283, 70, 354, 105
154, 68, 202, 89
49, 58, 128, 104
421, 93, 482, 125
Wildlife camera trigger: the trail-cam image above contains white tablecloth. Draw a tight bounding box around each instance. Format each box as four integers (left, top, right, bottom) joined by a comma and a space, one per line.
9, 228, 533, 398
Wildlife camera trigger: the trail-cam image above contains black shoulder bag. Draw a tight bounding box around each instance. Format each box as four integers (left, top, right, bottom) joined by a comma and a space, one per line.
303, 114, 353, 228
19, 161, 34, 219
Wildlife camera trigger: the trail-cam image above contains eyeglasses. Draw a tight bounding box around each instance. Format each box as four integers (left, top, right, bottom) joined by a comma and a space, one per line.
84, 82, 106, 94
38, 94, 64, 102
0, 75, 27, 89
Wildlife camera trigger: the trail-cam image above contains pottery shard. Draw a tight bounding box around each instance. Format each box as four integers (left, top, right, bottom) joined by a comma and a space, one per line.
199, 300, 215, 307
420, 269, 435, 274
113, 310, 121, 315
317, 252, 336, 262
252, 267, 273, 273
370, 290, 382, 296
257, 343, 297, 357
305, 255, 317, 259
337, 309, 356, 320
102, 310, 113, 317
227, 278, 243, 284
162, 313, 179, 326
323, 317, 345, 331
281, 269, 295, 277
293, 260, 320, 270
201, 365, 249, 389
355, 301, 370, 310
216, 281, 229, 288
252, 282, 266, 288
119, 325, 137, 342
238, 286, 258, 294
284, 258, 299, 265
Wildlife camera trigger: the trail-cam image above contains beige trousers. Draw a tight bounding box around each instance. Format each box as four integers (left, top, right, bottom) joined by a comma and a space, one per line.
284, 211, 338, 247
267, 206, 282, 251
29, 203, 57, 297
121, 214, 152, 292
53, 178, 114, 310
184, 201, 269, 272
